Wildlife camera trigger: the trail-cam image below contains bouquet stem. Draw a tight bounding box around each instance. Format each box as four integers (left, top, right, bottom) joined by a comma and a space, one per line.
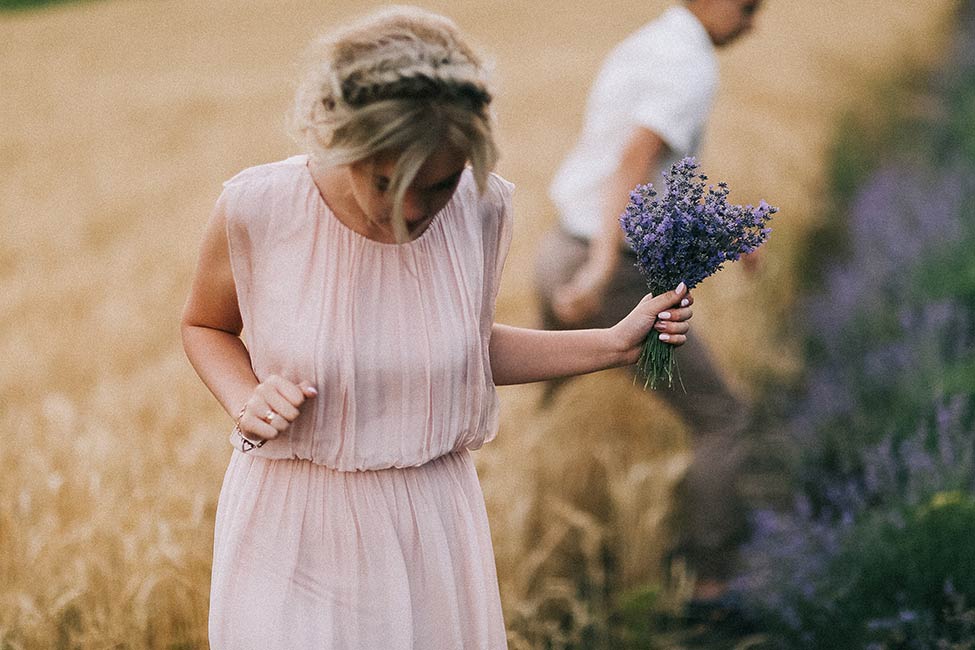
636, 333, 676, 390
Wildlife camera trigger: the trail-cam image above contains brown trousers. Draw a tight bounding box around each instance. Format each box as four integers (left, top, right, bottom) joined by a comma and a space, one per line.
533, 227, 750, 580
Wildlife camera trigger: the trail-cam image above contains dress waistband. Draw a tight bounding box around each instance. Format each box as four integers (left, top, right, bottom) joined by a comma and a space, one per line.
233, 445, 471, 474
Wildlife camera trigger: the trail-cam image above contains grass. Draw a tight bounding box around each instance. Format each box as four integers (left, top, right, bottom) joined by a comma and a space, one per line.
0, 0, 92, 11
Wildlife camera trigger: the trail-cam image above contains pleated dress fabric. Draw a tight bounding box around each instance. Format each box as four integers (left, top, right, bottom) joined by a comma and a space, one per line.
208, 155, 513, 650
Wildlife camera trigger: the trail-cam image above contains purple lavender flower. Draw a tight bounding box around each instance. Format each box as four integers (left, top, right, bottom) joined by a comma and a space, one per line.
802, 163, 972, 339
618, 157, 777, 388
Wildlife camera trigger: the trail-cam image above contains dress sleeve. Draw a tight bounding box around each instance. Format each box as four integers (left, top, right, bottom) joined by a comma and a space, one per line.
483, 172, 515, 304
220, 175, 258, 335
475, 171, 514, 352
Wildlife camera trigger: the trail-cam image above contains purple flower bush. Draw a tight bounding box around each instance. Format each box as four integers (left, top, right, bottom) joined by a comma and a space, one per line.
738, 156, 975, 645
618, 157, 776, 388
731, 4, 975, 644
792, 162, 975, 493
803, 165, 970, 342
738, 394, 975, 649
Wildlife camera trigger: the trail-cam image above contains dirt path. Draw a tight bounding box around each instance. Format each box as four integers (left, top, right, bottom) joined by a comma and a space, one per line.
0, 0, 958, 644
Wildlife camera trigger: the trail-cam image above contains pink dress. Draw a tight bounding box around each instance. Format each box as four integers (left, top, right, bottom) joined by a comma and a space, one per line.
208, 155, 513, 649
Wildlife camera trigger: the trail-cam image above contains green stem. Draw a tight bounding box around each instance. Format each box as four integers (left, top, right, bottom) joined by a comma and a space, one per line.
636, 333, 676, 390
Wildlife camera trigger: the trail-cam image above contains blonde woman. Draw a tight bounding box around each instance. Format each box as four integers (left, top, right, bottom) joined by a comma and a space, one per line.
181, 6, 692, 648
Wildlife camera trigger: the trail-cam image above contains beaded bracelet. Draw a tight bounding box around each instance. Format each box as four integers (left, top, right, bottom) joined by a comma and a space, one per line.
232, 405, 266, 453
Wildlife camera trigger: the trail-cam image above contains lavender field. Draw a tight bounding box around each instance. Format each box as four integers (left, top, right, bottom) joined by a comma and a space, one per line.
732, 3, 975, 647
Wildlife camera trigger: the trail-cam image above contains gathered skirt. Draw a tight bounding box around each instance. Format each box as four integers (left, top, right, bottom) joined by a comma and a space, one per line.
208, 449, 507, 649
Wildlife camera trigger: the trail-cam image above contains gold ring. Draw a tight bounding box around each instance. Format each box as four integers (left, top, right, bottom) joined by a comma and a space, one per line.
263, 410, 276, 424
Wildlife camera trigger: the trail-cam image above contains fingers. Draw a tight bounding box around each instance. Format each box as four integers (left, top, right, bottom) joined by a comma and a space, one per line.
238, 411, 279, 440
239, 375, 318, 441
298, 381, 319, 398
640, 283, 691, 348
657, 305, 693, 323
656, 332, 687, 347
264, 374, 307, 408
661, 281, 688, 307
639, 282, 688, 317
654, 319, 690, 335
653, 312, 690, 348
259, 385, 300, 423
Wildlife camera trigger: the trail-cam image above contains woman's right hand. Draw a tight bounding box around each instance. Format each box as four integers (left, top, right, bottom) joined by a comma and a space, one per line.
235, 375, 318, 442
608, 283, 693, 365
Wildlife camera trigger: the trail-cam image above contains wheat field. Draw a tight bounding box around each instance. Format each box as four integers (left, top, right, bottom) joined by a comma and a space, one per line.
0, 1, 957, 647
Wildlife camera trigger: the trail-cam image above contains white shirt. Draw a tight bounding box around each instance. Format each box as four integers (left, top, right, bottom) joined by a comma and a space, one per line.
550, 5, 718, 240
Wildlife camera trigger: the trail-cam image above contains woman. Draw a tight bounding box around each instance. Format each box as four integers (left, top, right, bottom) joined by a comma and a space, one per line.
180, 6, 693, 649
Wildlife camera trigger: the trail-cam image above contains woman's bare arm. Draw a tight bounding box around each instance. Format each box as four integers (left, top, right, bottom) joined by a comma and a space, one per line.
180, 200, 314, 441
489, 284, 691, 385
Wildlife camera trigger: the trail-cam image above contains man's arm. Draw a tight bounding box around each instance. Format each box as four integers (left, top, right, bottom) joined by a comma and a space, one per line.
553, 126, 667, 324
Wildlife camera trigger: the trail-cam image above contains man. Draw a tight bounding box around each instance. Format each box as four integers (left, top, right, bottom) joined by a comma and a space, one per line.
535, 0, 764, 607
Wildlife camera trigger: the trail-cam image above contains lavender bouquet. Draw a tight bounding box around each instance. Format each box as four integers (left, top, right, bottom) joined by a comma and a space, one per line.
619, 157, 777, 389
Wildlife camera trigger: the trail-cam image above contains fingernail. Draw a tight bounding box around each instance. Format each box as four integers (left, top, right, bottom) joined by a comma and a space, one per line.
676, 282, 687, 294
681, 298, 690, 307
659, 333, 671, 341
658, 311, 671, 320
307, 387, 318, 396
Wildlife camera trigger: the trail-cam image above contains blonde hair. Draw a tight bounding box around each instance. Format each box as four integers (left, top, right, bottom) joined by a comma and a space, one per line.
291, 6, 499, 240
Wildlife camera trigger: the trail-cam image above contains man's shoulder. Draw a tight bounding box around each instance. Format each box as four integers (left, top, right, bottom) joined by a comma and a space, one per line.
617, 6, 712, 65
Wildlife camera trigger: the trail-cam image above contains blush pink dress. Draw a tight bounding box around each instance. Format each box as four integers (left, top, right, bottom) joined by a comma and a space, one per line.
208, 155, 513, 649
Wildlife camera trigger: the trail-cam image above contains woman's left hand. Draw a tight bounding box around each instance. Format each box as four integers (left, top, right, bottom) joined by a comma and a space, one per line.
609, 283, 694, 365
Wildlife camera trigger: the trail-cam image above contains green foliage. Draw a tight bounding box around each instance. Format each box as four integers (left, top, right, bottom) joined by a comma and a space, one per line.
798, 493, 975, 649
742, 5, 975, 648
797, 71, 950, 295
0, 0, 90, 11
612, 586, 663, 648
794, 49, 975, 485
933, 64, 975, 165
794, 114, 866, 293
912, 216, 975, 305
857, 493, 975, 610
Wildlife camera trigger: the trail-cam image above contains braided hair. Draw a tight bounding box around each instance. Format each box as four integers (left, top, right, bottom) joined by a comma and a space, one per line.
291, 6, 499, 240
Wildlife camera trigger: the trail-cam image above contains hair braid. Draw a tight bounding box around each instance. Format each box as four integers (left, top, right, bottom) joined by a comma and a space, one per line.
289, 6, 499, 242
293, 7, 494, 154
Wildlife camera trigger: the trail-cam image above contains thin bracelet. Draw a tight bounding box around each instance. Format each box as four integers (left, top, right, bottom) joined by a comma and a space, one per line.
232, 405, 266, 452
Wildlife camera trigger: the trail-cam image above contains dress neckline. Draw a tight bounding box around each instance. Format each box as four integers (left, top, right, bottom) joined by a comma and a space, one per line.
301, 155, 450, 248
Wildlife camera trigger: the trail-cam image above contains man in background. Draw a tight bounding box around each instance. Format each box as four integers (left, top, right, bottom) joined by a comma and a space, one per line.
535, 0, 764, 611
